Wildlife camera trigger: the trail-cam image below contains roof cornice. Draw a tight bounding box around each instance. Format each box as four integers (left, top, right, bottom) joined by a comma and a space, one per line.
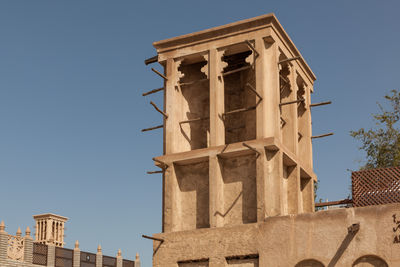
153, 13, 315, 81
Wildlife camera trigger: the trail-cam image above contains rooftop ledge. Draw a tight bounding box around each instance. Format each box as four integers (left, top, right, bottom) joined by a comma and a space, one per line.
33, 213, 68, 221
152, 13, 316, 82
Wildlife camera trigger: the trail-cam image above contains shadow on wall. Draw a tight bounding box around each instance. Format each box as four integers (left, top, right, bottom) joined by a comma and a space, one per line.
175, 161, 210, 230
294, 255, 388, 267
295, 259, 324, 267
352, 255, 388, 267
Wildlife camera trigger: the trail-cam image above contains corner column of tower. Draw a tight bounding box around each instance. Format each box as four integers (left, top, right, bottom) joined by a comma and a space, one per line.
163, 58, 181, 233
255, 36, 283, 218
209, 48, 225, 228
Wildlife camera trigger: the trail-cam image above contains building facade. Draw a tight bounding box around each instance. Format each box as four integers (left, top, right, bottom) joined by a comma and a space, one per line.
144, 14, 400, 266
0, 215, 139, 267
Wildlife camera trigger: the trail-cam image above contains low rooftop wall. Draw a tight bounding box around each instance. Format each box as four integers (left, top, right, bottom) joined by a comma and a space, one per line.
152, 203, 400, 266
0, 223, 139, 267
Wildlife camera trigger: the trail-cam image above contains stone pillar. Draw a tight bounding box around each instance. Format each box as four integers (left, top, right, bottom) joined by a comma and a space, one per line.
116, 249, 122, 267
256, 36, 280, 139
305, 86, 313, 169
61, 222, 65, 246
287, 165, 300, 215
0, 221, 7, 263
73, 241, 80, 267
135, 253, 141, 267
163, 57, 179, 233
256, 147, 266, 221
165, 57, 179, 154
209, 48, 225, 147
287, 64, 298, 154
209, 48, 225, 228
163, 163, 179, 232
209, 155, 224, 227
96, 245, 102, 267
46, 219, 53, 244
264, 148, 282, 217
35, 220, 39, 242
24, 227, 33, 264
255, 36, 282, 219
47, 243, 56, 267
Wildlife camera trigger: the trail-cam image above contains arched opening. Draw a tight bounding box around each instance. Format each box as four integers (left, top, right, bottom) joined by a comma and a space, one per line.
353, 255, 388, 267
295, 259, 324, 267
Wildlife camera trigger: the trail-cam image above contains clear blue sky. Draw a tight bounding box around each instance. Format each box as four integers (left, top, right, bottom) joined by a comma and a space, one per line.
0, 1, 399, 265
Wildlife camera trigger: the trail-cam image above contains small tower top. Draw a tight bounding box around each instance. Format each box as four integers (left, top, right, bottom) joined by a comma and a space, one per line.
33, 213, 68, 222
33, 213, 68, 247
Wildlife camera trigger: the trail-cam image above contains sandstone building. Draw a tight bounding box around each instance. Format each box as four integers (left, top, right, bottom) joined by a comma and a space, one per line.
143, 13, 400, 266
0, 213, 139, 267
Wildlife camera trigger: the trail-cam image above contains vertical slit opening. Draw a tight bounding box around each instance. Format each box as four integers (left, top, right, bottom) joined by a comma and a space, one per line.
279, 52, 294, 152
297, 76, 308, 161
223, 46, 256, 144
178, 54, 210, 151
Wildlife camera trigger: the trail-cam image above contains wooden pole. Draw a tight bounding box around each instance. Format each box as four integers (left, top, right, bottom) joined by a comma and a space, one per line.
220, 144, 229, 154
242, 142, 260, 157
147, 170, 164, 174
178, 78, 209, 87
142, 125, 163, 132
142, 87, 164, 96
222, 65, 252, 76
278, 56, 301, 65
153, 158, 169, 169
310, 101, 332, 107
245, 40, 259, 58
223, 106, 256, 118
280, 98, 305, 106
315, 198, 352, 207
151, 68, 168, 80
311, 133, 334, 139
150, 101, 168, 119
179, 117, 209, 125
245, 83, 262, 101
144, 55, 158, 65
279, 74, 289, 84
142, 235, 164, 242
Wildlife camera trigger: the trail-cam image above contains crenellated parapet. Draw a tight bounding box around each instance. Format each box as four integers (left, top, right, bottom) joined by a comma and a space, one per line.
0, 220, 140, 267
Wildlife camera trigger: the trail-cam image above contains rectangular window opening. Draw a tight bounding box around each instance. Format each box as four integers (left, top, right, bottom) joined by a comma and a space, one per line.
226, 254, 259, 266
178, 259, 209, 267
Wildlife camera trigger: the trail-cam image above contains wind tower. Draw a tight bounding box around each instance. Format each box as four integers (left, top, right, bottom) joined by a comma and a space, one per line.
143, 13, 328, 266
33, 213, 68, 247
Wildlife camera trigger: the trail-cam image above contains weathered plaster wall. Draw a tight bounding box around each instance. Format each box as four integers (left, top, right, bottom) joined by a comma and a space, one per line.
153, 204, 400, 267
219, 155, 257, 226
174, 161, 210, 230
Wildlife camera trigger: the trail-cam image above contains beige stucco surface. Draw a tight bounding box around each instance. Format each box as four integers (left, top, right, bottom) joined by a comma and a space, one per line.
153, 203, 400, 266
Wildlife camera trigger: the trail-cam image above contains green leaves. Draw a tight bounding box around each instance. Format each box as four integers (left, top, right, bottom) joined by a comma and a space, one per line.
350, 90, 400, 170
